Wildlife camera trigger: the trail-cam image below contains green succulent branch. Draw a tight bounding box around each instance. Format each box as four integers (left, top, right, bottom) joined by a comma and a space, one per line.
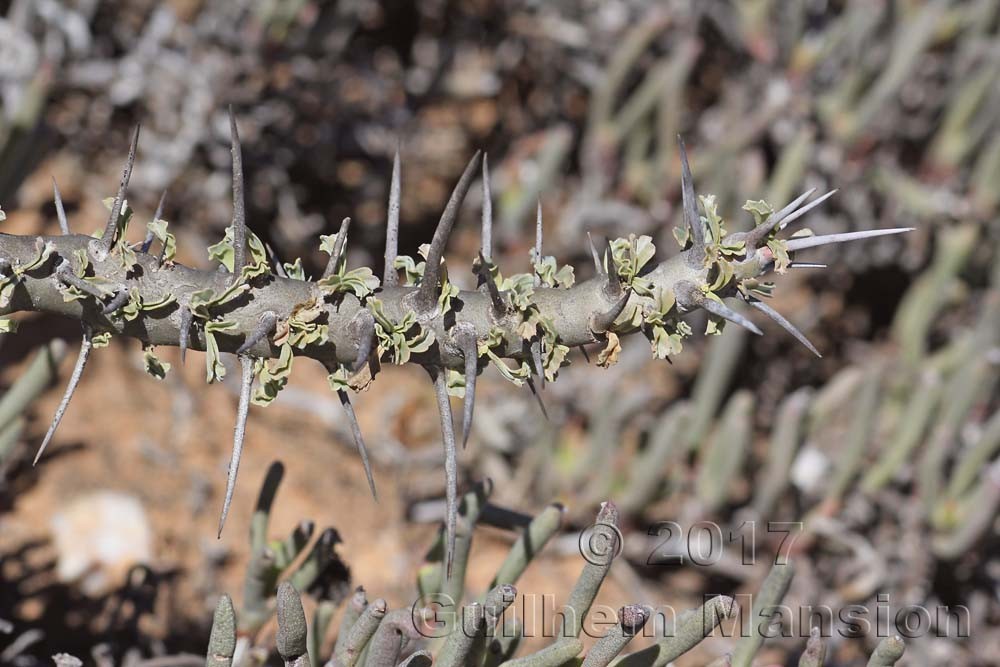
0, 117, 910, 574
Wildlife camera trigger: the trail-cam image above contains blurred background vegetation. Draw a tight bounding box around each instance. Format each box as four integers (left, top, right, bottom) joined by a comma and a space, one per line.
1, 1, 998, 665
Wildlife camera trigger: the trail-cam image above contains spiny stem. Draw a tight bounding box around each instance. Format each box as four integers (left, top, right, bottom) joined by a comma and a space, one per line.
338, 389, 377, 501
383, 149, 401, 287
229, 108, 247, 283
52, 178, 69, 235
100, 124, 140, 252
414, 152, 482, 314
33, 326, 93, 466
218, 354, 254, 537
236, 311, 278, 355
324, 217, 351, 279
430, 367, 459, 579
677, 281, 762, 336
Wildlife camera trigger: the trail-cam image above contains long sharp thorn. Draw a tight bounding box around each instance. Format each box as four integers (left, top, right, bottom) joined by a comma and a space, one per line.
383, 148, 402, 287
776, 189, 837, 231
219, 355, 254, 537
265, 244, 287, 278
590, 289, 630, 334
34, 328, 93, 466
677, 136, 704, 249
747, 299, 821, 357
430, 368, 459, 579
236, 311, 278, 355
351, 311, 376, 373
533, 200, 543, 287
699, 297, 763, 336
179, 305, 193, 364
588, 232, 603, 274
746, 188, 815, 245
455, 327, 478, 450
530, 339, 545, 389
481, 154, 493, 262
101, 124, 140, 250
101, 288, 131, 315
229, 108, 247, 284
52, 178, 69, 235
784, 228, 914, 252
790, 262, 827, 269
526, 377, 549, 420
604, 238, 622, 295
579, 345, 591, 363
476, 252, 507, 316
323, 217, 351, 279
338, 389, 377, 501
415, 151, 483, 313
142, 190, 168, 254
55, 261, 107, 300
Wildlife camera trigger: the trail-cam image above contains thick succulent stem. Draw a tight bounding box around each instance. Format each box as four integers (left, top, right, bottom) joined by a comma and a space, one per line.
206, 594, 237, 667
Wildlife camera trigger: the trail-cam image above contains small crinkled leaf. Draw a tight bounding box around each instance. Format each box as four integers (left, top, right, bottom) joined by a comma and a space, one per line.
699, 194, 724, 245
533, 255, 576, 288
327, 366, 351, 392
91, 331, 112, 348
445, 369, 466, 397
143, 346, 171, 380
673, 224, 690, 248
767, 238, 791, 274
146, 218, 177, 264
204, 320, 238, 383
647, 325, 683, 359
14, 238, 55, 277
284, 258, 306, 280
543, 343, 570, 382
742, 199, 774, 227
393, 255, 425, 286
0, 317, 17, 333
208, 225, 269, 278
253, 343, 294, 406
317, 266, 380, 299
597, 331, 621, 367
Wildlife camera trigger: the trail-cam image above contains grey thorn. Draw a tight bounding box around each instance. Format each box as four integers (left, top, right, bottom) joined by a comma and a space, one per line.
324, 217, 352, 279
266, 244, 288, 278
350, 310, 376, 373
530, 338, 545, 390
101, 288, 131, 315
414, 151, 483, 313
339, 389, 377, 501
229, 107, 247, 284
236, 311, 278, 355
431, 368, 459, 579
590, 289, 631, 335
481, 153, 493, 261
453, 324, 479, 450
179, 305, 193, 364
747, 299, 821, 357
141, 190, 167, 254
587, 232, 603, 274
677, 136, 705, 253
101, 124, 140, 251
384, 148, 401, 287
744, 188, 815, 245
776, 189, 838, 231
526, 377, 549, 420
52, 177, 69, 235
533, 200, 543, 287
784, 228, 914, 252
790, 262, 826, 269
698, 295, 763, 336
218, 355, 254, 538
55, 260, 106, 300
475, 252, 507, 316
34, 327, 93, 466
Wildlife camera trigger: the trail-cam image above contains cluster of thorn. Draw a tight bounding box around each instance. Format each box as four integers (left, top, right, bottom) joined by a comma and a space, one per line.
0, 109, 911, 577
